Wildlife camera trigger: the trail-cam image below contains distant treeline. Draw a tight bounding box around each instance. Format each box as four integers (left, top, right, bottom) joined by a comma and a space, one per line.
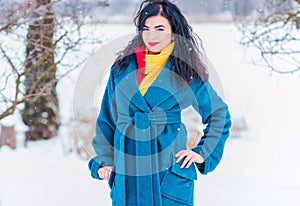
87, 0, 293, 23
1, 0, 295, 23
106, 0, 264, 16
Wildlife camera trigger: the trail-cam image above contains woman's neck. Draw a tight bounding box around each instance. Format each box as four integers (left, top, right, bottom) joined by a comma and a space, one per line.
147, 51, 160, 55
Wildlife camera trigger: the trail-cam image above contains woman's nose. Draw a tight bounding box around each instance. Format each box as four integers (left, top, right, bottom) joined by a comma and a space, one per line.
147, 30, 159, 39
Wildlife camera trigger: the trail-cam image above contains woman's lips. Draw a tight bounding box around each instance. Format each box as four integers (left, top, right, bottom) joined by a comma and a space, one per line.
148, 42, 159, 47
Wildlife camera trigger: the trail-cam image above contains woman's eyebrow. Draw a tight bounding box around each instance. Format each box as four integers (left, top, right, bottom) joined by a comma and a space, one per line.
154, 25, 165, 29
143, 25, 166, 28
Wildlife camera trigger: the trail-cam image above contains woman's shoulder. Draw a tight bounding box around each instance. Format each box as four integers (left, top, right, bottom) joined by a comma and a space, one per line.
188, 74, 206, 90
110, 55, 137, 79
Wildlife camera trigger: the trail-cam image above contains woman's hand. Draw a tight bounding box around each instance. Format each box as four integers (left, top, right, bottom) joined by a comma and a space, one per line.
97, 166, 113, 181
175, 149, 204, 168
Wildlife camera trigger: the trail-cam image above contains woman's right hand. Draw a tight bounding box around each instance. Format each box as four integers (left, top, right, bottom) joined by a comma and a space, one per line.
97, 166, 113, 181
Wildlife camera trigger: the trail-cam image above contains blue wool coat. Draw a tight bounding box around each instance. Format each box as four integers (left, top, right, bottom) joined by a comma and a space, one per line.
89, 56, 231, 206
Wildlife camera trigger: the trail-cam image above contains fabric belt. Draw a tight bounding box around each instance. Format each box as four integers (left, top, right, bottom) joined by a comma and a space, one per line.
118, 107, 181, 126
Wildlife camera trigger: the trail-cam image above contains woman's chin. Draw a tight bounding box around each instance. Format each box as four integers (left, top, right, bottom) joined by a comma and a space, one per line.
148, 49, 161, 55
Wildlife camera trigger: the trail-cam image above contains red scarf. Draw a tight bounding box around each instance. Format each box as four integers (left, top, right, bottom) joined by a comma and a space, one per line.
134, 46, 146, 86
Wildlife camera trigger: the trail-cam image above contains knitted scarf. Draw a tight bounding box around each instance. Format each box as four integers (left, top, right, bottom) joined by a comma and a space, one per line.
134, 42, 175, 96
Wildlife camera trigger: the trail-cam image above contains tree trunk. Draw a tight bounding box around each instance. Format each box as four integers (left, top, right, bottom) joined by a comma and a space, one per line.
22, 0, 60, 140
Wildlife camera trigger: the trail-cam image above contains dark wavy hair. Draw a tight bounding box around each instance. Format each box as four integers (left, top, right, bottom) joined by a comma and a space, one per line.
113, 0, 208, 83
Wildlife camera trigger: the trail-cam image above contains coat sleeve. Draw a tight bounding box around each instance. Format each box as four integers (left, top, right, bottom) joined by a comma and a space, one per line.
88, 69, 116, 180
191, 79, 231, 175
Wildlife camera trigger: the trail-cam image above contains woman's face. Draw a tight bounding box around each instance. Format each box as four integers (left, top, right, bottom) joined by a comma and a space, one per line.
142, 15, 173, 54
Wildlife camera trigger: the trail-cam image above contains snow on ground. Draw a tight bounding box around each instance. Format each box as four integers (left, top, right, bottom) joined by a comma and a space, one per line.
1, 23, 300, 206
0, 136, 111, 206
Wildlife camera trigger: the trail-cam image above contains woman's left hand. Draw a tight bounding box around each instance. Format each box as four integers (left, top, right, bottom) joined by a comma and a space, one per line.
175, 149, 204, 168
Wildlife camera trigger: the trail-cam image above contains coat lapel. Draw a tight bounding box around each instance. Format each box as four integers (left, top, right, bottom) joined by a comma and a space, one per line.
143, 60, 184, 108
115, 57, 150, 112
115, 57, 188, 111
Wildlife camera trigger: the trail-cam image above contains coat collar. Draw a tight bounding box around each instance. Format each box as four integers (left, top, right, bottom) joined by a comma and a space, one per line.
115, 57, 182, 111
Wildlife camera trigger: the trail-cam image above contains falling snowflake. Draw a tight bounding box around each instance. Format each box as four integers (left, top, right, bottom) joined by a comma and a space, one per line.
224, 0, 229, 9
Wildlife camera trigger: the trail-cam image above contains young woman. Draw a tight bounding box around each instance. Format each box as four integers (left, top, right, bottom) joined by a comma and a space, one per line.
88, 0, 231, 205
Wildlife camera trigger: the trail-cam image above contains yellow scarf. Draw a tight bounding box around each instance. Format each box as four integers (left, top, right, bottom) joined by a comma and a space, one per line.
139, 42, 174, 96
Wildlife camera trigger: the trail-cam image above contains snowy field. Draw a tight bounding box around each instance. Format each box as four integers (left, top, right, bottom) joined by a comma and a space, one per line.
1, 23, 300, 206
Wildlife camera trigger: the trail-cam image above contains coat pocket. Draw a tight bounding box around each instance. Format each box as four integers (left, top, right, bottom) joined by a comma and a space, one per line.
160, 163, 197, 205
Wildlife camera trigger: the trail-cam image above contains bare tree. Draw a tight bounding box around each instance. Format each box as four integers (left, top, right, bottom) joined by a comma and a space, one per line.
0, 0, 108, 139
236, 0, 300, 74
20, 0, 60, 140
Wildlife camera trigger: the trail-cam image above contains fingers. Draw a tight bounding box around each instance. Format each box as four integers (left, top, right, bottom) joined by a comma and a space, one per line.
179, 152, 195, 168
175, 149, 192, 168
103, 170, 110, 181
184, 156, 197, 168
101, 170, 110, 181
175, 150, 203, 168
175, 150, 187, 163
98, 168, 105, 180
97, 166, 112, 181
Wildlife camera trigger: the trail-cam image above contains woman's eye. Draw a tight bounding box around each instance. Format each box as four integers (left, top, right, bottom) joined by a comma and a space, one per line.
142, 27, 149, 31
157, 28, 165, 31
